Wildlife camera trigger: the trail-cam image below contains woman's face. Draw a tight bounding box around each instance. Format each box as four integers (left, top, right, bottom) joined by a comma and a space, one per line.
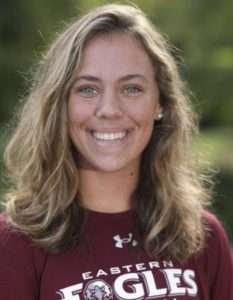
68, 33, 161, 173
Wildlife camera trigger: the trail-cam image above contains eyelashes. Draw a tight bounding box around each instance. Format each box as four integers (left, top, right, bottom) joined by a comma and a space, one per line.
121, 85, 143, 96
75, 86, 98, 97
72, 84, 144, 98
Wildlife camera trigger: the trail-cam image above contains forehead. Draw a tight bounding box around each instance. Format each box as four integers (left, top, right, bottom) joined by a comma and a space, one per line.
77, 32, 155, 78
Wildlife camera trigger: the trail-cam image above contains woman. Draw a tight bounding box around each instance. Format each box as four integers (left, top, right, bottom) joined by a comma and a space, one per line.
0, 4, 232, 300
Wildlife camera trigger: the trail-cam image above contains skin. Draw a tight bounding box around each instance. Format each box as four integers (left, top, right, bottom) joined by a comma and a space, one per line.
68, 33, 161, 212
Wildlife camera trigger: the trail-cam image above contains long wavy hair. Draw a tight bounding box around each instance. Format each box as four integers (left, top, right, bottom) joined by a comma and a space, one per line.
3, 4, 211, 261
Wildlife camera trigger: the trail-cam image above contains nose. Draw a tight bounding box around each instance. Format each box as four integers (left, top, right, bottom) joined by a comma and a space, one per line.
95, 88, 123, 119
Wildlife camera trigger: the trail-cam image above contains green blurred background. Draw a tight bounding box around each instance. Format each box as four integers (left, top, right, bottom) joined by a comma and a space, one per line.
0, 0, 232, 242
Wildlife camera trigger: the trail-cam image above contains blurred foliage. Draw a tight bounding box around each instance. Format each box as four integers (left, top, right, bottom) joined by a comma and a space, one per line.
194, 129, 233, 242
195, 128, 233, 172
0, 0, 232, 240
1, 0, 233, 126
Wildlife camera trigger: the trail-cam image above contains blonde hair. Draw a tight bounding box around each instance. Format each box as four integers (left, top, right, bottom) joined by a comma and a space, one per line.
4, 4, 211, 260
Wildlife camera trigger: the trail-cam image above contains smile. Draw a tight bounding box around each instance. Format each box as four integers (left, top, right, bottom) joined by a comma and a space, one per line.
92, 131, 127, 141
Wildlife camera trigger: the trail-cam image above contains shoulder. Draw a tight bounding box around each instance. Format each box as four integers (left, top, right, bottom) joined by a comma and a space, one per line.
0, 212, 45, 269
195, 211, 233, 298
0, 212, 47, 297
202, 210, 232, 255
0, 211, 47, 263
0, 213, 32, 253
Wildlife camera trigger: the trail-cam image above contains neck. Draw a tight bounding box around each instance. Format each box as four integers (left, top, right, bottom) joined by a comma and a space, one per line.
78, 167, 139, 213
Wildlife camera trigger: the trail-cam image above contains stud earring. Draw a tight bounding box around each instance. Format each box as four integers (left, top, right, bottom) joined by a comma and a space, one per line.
155, 112, 163, 121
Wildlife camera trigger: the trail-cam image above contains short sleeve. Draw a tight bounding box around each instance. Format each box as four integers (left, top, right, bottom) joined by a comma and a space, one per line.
203, 211, 233, 299
0, 214, 45, 300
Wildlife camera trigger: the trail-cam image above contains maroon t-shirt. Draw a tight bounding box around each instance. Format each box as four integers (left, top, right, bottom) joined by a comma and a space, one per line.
0, 210, 232, 300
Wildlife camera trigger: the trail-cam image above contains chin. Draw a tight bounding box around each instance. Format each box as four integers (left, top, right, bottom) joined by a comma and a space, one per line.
93, 164, 128, 173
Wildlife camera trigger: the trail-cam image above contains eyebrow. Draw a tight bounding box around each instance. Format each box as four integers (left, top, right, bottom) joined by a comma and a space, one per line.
74, 74, 148, 83
119, 74, 148, 82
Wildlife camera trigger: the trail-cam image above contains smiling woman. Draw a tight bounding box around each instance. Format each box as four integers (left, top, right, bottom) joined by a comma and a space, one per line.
0, 3, 232, 300
68, 33, 160, 181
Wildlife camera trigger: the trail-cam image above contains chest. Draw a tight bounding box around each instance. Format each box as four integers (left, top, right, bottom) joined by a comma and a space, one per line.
39, 232, 207, 300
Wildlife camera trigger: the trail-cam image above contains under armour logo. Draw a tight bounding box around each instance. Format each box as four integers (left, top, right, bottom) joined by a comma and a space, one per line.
113, 233, 138, 248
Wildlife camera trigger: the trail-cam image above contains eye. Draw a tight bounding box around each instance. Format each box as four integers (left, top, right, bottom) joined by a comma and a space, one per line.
122, 85, 143, 96
74, 85, 98, 98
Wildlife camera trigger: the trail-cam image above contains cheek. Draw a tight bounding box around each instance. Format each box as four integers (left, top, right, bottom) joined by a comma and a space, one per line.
68, 108, 84, 145
68, 98, 77, 123
126, 95, 158, 124
68, 99, 90, 127
132, 106, 155, 128
135, 107, 156, 144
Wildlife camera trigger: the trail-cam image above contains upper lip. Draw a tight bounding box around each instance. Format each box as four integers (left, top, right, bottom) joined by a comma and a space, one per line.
89, 128, 132, 133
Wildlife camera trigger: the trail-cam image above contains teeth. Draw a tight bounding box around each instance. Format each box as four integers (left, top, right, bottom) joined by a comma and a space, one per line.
93, 131, 126, 141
